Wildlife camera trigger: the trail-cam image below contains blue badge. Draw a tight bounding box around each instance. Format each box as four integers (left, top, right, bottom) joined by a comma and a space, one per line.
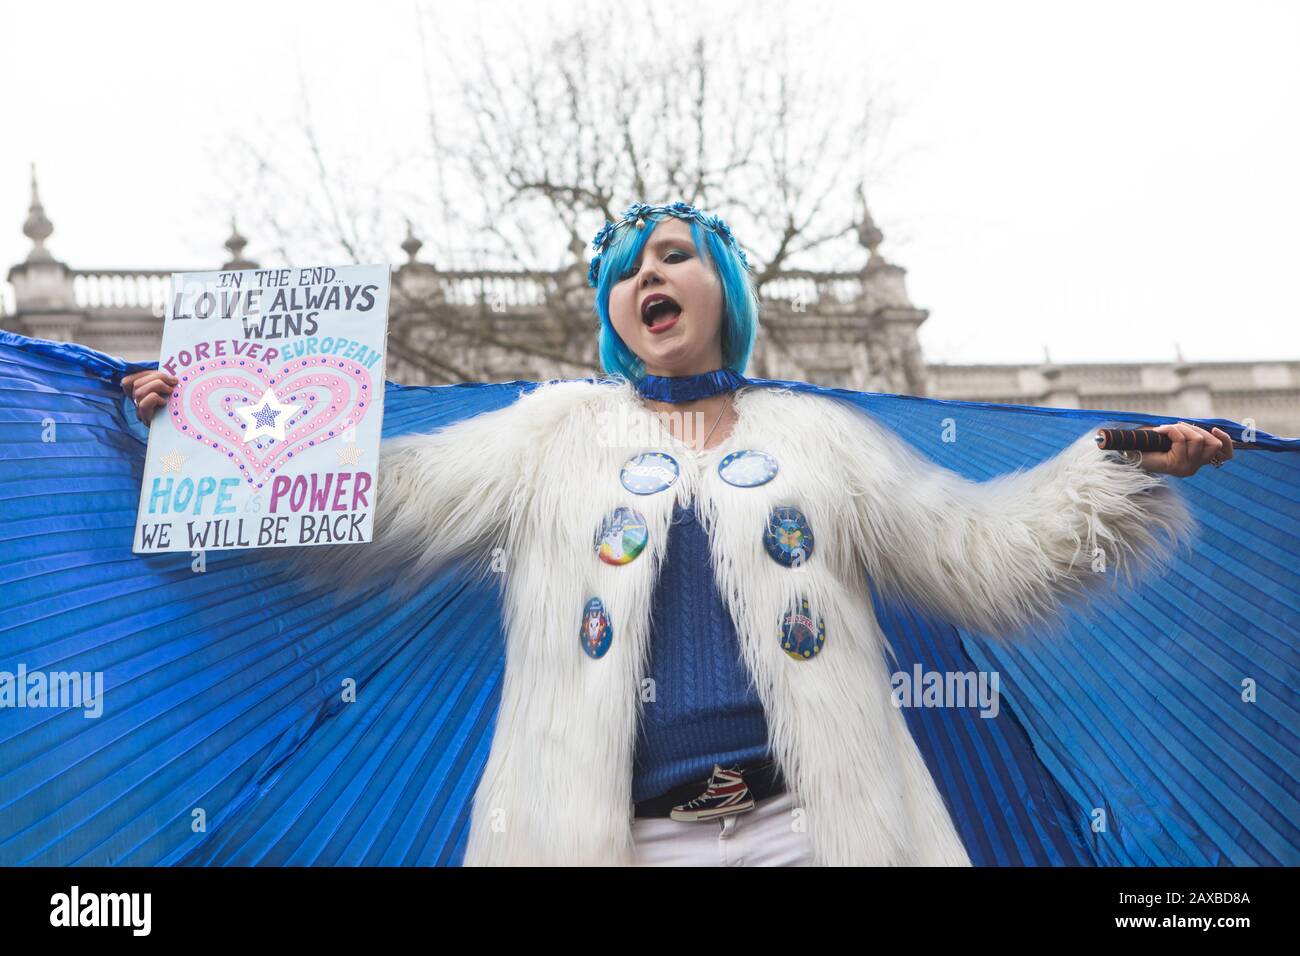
595, 507, 649, 565
763, 506, 814, 567
620, 452, 679, 495
781, 599, 826, 661
718, 449, 779, 487
580, 597, 613, 659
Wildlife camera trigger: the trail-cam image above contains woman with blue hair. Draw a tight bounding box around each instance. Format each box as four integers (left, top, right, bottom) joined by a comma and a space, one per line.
97, 200, 1276, 868
2, 192, 1279, 874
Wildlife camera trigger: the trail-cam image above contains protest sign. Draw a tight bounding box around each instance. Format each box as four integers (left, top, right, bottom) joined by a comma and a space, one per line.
132, 264, 390, 553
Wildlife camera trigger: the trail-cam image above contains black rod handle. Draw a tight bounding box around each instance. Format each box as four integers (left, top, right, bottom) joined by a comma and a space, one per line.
1095, 428, 1173, 453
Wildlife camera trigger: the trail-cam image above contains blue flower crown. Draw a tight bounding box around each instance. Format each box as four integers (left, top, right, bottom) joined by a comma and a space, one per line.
587, 201, 751, 289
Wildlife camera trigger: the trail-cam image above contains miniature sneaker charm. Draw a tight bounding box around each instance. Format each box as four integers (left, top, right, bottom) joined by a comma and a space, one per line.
669, 764, 756, 822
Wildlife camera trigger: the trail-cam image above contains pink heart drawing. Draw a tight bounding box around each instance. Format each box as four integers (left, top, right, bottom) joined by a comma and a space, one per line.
167, 354, 375, 489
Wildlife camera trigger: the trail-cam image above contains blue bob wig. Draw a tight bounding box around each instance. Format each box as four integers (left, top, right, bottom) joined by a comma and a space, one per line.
590, 206, 759, 382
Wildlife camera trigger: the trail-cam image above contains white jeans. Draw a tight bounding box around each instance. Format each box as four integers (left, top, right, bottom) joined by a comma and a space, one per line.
630, 790, 815, 866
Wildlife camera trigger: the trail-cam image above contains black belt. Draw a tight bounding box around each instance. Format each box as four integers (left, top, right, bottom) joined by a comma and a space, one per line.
633, 758, 786, 819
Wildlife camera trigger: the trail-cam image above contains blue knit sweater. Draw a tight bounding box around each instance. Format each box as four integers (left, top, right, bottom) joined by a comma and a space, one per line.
631, 500, 772, 802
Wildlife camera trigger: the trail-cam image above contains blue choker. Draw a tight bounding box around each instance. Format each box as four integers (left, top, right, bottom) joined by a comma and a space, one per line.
635, 368, 749, 404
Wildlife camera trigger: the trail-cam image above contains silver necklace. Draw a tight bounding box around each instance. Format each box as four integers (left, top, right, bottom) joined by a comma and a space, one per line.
696, 398, 730, 451
649, 396, 732, 451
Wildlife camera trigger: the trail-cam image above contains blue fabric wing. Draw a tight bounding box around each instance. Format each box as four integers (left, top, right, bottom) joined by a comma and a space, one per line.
0, 331, 528, 865
1, 331, 1296, 866
770, 376, 1300, 866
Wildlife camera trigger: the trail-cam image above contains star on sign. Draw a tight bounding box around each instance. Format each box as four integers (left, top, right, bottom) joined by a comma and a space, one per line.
337, 444, 363, 467
160, 449, 187, 473
235, 388, 301, 444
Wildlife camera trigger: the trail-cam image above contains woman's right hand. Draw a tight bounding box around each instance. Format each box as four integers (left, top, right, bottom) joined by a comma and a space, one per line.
120, 369, 178, 426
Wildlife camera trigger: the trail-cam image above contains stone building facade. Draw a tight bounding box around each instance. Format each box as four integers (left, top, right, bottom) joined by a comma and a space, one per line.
6, 171, 1298, 438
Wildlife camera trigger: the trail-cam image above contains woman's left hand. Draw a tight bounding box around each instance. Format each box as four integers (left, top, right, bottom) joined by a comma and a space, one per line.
1137, 422, 1234, 477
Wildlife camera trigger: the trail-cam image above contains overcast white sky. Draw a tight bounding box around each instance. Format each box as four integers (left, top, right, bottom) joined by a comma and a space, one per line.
3, 0, 1297, 364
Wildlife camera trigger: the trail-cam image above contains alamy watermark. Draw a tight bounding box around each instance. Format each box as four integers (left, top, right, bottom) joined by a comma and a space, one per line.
0, 664, 104, 718
595, 403, 710, 449
890, 664, 1000, 719
49, 886, 150, 936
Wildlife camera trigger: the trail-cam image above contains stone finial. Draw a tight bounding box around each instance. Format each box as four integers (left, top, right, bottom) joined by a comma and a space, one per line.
222, 218, 259, 270
855, 187, 921, 317
855, 184, 884, 262
401, 219, 424, 264
23, 163, 56, 263
1040, 346, 1062, 382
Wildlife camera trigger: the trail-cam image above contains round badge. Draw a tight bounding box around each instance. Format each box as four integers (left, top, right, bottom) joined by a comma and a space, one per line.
620, 452, 680, 495
718, 449, 779, 488
595, 507, 649, 565
781, 599, 826, 661
763, 506, 814, 567
580, 597, 613, 659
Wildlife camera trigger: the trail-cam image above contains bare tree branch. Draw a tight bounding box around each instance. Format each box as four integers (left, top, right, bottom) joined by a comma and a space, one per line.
219, 0, 898, 382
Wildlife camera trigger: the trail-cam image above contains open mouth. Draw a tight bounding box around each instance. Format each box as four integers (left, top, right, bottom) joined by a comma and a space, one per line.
641, 294, 682, 334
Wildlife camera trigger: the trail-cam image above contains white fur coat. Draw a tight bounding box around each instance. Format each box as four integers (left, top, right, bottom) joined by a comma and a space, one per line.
294, 379, 1194, 866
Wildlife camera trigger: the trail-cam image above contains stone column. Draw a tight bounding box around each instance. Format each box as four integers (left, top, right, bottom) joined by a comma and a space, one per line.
5, 166, 85, 341
855, 192, 930, 395
1172, 360, 1215, 419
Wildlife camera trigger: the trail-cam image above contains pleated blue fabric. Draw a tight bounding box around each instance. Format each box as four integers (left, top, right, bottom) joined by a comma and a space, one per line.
634, 368, 749, 404
1, 330, 1296, 866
